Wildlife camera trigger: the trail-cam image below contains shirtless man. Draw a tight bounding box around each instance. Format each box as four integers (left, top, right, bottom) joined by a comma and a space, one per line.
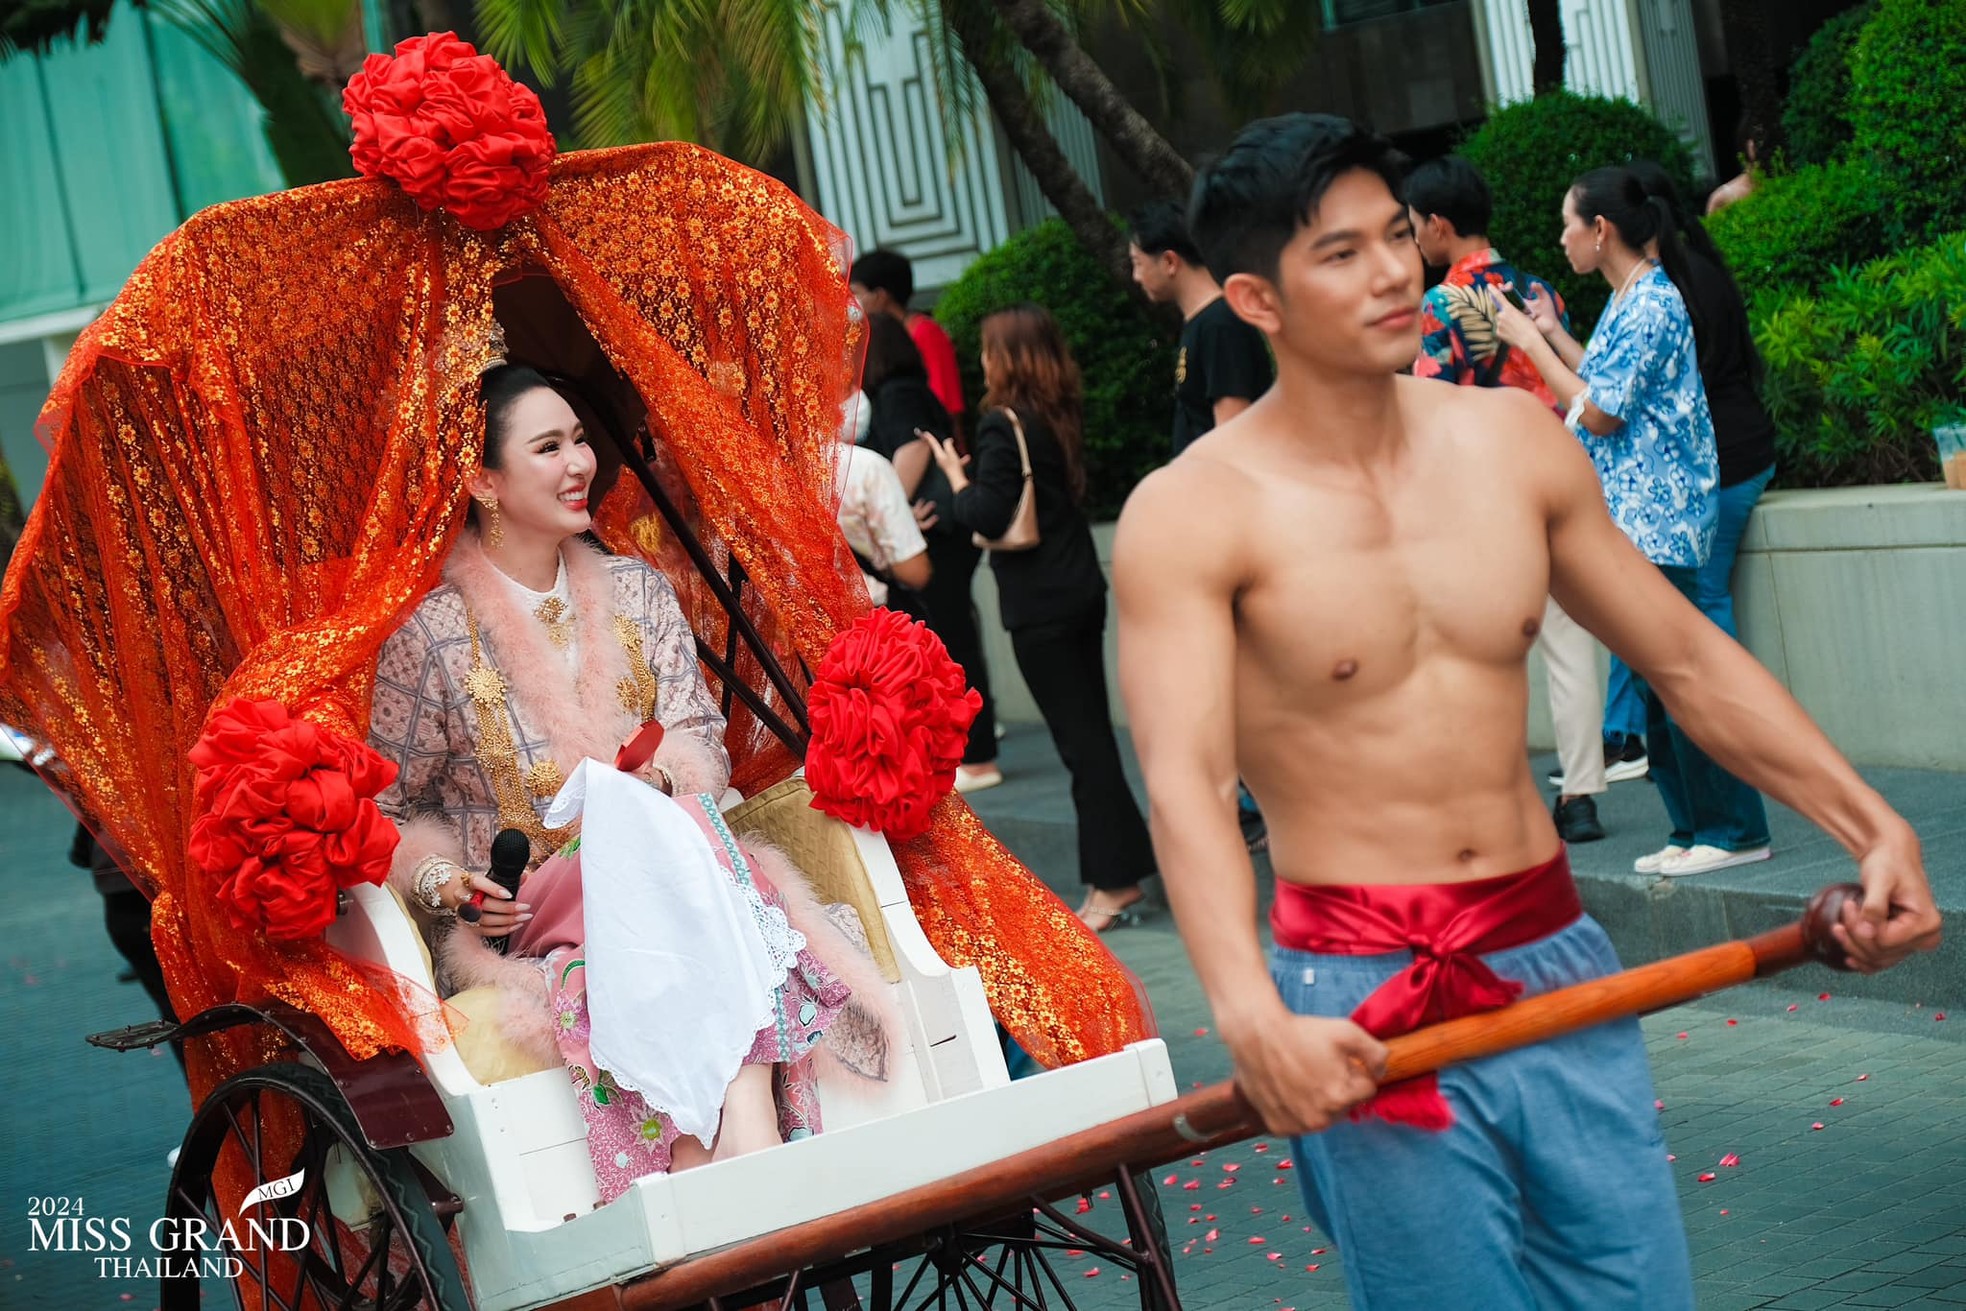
1114, 114, 1941, 1309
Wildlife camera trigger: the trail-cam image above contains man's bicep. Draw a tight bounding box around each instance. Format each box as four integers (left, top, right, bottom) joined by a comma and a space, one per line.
1114, 487, 1241, 792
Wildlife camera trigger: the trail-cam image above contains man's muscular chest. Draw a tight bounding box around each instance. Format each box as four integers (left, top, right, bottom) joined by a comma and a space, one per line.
1234, 478, 1549, 703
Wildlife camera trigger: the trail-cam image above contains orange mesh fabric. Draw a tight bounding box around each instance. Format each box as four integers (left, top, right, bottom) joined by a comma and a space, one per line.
0, 144, 1152, 1118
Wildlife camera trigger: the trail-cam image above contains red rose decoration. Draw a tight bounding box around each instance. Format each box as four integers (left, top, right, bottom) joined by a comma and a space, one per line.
187, 699, 401, 941
341, 32, 555, 232
805, 609, 982, 841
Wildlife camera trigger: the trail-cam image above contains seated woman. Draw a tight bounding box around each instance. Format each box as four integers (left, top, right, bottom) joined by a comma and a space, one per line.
368, 362, 887, 1201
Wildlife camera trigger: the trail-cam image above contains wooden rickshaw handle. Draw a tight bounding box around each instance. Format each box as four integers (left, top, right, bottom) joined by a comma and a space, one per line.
609, 883, 1860, 1311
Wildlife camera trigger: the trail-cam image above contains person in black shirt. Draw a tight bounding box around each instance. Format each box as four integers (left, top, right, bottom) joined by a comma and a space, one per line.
856, 315, 1002, 790
923, 304, 1157, 929
1129, 201, 1274, 456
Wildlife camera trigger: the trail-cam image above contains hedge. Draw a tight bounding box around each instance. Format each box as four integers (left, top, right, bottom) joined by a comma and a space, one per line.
932, 219, 1175, 518
1707, 157, 1893, 310
1755, 232, 1966, 486
1781, 1, 1875, 167
1848, 0, 1966, 242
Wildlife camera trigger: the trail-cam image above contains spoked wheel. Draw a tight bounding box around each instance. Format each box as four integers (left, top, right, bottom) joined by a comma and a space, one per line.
161, 1063, 469, 1311
882, 1171, 1180, 1310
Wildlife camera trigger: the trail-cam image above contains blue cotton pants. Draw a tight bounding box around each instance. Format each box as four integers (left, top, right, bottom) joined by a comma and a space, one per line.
1269, 917, 1694, 1310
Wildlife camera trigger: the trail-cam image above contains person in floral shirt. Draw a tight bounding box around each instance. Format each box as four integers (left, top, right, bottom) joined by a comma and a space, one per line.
1408, 155, 1610, 845
1492, 165, 1751, 882
1409, 156, 1568, 413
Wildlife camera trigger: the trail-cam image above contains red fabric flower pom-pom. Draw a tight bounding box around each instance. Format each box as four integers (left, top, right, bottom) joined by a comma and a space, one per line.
805, 609, 983, 841
341, 31, 555, 231
187, 699, 402, 941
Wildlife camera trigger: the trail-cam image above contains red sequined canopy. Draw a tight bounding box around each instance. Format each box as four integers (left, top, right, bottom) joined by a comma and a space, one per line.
0, 143, 1154, 1110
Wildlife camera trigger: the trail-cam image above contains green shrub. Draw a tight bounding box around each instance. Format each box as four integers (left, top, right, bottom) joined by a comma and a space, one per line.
1848, 0, 1966, 242
1707, 158, 1893, 309
1782, 2, 1876, 167
932, 219, 1174, 519
1754, 232, 1966, 486
1460, 92, 1695, 333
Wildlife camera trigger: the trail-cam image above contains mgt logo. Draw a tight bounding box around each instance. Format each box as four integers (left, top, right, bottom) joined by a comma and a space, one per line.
29, 1172, 314, 1279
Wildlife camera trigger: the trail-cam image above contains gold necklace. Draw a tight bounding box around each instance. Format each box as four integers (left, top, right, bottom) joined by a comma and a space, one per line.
534, 595, 576, 648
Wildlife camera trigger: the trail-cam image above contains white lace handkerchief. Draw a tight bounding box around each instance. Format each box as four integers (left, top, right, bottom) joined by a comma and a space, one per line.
545, 759, 782, 1146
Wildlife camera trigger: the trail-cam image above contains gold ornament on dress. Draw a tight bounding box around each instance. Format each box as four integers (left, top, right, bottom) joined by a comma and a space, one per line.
534, 596, 575, 648
464, 609, 560, 860
526, 759, 565, 798
613, 614, 659, 718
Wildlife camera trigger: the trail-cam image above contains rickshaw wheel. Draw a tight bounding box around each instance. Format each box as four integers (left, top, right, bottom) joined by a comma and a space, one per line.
161, 1062, 469, 1311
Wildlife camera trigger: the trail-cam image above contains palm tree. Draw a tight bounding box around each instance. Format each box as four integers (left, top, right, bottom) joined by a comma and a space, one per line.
470, 0, 1305, 280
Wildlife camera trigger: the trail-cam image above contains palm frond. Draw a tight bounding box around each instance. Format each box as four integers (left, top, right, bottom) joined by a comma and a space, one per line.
473, 0, 565, 85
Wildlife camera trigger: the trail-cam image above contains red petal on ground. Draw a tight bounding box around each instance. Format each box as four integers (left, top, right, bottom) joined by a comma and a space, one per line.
1677, 1032, 1689, 1040
1812, 1122, 1826, 1131
1667, 1154, 1677, 1162
1206, 1214, 1217, 1221
1818, 993, 1831, 1001
1183, 1181, 1201, 1190
1190, 1204, 1202, 1211
1278, 1159, 1294, 1170
1098, 1191, 1111, 1200
1655, 1100, 1665, 1110
1267, 1252, 1283, 1262
1312, 1248, 1328, 1254
1726, 1019, 1738, 1026
1218, 1181, 1234, 1189
1936, 1013, 1947, 1021
1787, 1004, 1799, 1012
1223, 1163, 1242, 1172
1698, 1172, 1716, 1183
1251, 1206, 1265, 1214
1164, 1174, 1179, 1185
1719, 1210, 1730, 1216
1083, 1268, 1101, 1278
1075, 1198, 1092, 1214
1249, 1236, 1267, 1245
1306, 1264, 1322, 1272
1719, 1153, 1740, 1167
1194, 1027, 1210, 1036
1066, 1249, 1085, 1257
1830, 1097, 1845, 1106
1857, 1073, 1870, 1081
1206, 1229, 1220, 1241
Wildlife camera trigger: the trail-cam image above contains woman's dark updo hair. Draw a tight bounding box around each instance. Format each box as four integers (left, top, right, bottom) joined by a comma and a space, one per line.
479, 363, 556, 470
1625, 159, 1762, 385
860, 313, 927, 393
1569, 165, 1708, 347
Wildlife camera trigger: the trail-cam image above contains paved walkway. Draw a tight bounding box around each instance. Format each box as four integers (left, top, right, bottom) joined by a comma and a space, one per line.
2, 735, 1962, 1309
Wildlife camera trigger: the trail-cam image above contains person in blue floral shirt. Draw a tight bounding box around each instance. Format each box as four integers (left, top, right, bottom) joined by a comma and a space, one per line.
1492, 166, 1772, 881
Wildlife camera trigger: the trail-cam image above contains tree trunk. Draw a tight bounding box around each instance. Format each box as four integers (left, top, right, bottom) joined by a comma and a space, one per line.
942, 0, 1134, 286
1527, 0, 1565, 95
987, 0, 1193, 199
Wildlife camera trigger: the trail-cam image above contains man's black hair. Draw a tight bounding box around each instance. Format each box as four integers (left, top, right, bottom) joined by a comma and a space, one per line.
1126, 199, 1205, 266
1403, 155, 1492, 239
849, 249, 914, 306
1186, 113, 1407, 285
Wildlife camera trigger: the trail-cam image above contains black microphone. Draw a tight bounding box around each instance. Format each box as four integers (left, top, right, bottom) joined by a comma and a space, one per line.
486, 828, 530, 954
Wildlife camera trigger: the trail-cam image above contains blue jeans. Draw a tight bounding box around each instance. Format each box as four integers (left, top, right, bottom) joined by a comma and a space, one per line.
1648, 564, 1772, 851
1607, 465, 1776, 746
1271, 918, 1693, 1310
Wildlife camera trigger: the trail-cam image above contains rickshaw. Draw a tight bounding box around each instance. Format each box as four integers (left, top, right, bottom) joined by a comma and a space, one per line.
0, 34, 1183, 1311
2, 34, 1872, 1311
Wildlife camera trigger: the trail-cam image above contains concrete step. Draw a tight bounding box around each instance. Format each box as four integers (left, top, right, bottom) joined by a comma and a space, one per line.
1559, 753, 1966, 1008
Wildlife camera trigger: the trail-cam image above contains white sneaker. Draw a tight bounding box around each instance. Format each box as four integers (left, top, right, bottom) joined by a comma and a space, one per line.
1634, 845, 1688, 874
1605, 755, 1650, 783
1661, 844, 1773, 877
954, 763, 1003, 794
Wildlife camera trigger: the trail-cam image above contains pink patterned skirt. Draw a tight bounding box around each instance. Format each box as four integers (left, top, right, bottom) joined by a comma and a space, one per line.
509, 793, 850, 1203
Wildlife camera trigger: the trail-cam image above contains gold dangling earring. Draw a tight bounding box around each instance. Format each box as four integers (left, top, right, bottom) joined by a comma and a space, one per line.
478, 496, 503, 548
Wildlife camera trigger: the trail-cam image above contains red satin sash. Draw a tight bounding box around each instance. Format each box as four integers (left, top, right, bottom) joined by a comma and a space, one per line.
1269, 851, 1582, 1130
